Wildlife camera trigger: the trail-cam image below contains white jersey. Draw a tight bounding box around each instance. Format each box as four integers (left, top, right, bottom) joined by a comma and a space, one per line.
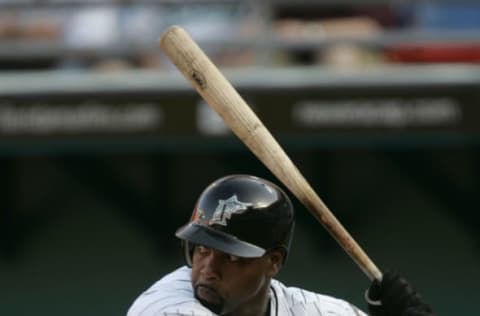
127, 266, 367, 316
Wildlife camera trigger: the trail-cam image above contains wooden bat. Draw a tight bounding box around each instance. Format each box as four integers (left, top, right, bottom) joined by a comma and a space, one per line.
159, 25, 382, 281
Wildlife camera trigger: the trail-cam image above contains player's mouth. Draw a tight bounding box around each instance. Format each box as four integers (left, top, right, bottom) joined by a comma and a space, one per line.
194, 284, 222, 304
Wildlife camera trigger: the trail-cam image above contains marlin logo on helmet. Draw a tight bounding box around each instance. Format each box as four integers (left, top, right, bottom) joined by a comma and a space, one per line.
209, 195, 252, 226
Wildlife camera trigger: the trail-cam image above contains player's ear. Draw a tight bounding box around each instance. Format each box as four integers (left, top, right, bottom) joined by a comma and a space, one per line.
266, 249, 285, 277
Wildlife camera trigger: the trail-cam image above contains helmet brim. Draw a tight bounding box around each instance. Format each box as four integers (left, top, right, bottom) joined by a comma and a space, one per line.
175, 222, 266, 258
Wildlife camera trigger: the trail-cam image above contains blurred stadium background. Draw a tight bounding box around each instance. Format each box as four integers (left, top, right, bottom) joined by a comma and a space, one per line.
1, 0, 479, 315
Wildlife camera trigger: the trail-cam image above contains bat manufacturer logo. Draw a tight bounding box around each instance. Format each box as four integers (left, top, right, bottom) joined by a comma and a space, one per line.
190, 69, 207, 90
209, 195, 252, 226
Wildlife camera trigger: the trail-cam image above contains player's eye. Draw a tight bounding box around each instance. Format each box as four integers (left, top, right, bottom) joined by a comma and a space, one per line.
228, 255, 240, 262
195, 245, 211, 255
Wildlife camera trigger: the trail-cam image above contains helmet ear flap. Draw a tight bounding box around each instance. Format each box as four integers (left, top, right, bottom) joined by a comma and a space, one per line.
181, 240, 194, 267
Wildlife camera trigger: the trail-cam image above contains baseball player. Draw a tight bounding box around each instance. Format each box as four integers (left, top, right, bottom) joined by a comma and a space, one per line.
127, 174, 434, 316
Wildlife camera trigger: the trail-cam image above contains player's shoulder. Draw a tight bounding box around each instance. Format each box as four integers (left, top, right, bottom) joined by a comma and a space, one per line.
127, 266, 214, 316
271, 279, 367, 316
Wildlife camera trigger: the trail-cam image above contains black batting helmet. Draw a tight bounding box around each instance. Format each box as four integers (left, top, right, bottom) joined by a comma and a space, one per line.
176, 174, 295, 266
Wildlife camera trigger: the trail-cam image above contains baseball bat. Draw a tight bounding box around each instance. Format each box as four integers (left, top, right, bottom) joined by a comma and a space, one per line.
159, 25, 382, 281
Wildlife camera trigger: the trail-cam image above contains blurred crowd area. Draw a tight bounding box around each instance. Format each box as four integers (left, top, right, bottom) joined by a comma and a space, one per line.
1, 0, 480, 72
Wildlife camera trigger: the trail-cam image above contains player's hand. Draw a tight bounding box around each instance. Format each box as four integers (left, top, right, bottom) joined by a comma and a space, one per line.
365, 271, 434, 316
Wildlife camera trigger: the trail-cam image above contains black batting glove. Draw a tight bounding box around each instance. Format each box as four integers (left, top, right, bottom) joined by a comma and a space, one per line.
366, 271, 434, 316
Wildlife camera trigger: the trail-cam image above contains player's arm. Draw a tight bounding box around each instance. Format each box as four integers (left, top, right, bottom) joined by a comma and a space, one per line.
365, 271, 435, 316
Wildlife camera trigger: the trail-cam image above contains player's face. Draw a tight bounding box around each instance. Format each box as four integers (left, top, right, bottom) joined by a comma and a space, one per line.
191, 245, 282, 315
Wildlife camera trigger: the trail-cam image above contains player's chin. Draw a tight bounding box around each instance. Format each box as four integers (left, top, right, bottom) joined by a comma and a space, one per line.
194, 284, 225, 314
